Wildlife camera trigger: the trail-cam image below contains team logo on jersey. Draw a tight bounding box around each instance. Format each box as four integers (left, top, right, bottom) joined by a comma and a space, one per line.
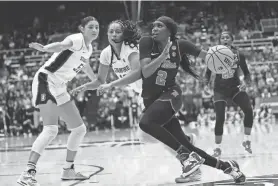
73, 63, 85, 73
114, 65, 130, 73
171, 90, 179, 97
161, 59, 177, 69
41, 93, 46, 102
171, 46, 177, 50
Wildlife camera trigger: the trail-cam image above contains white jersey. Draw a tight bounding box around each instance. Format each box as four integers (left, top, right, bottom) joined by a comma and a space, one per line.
100, 43, 142, 93
39, 33, 93, 85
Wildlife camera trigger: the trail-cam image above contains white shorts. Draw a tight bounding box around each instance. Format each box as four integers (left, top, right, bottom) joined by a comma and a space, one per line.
32, 71, 71, 107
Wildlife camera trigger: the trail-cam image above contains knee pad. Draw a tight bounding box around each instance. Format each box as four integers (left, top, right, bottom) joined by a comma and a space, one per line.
67, 124, 87, 151
32, 125, 58, 155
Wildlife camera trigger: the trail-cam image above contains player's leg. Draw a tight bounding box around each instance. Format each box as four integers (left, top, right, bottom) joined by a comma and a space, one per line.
212, 91, 227, 157
139, 99, 204, 180
141, 98, 245, 183
232, 91, 253, 153
18, 72, 59, 186
58, 99, 87, 180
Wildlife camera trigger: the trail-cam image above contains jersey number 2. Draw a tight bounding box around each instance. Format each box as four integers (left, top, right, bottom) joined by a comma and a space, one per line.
155, 70, 167, 86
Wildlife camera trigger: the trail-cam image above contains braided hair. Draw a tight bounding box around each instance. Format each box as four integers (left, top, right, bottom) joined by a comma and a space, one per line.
109, 20, 141, 67
109, 20, 141, 49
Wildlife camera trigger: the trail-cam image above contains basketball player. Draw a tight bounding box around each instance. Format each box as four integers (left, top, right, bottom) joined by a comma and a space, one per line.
17, 16, 99, 186
71, 20, 142, 96
72, 19, 198, 143
205, 31, 253, 157
98, 16, 246, 184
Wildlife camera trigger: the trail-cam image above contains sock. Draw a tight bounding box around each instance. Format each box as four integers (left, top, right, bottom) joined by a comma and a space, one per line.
176, 145, 190, 155
244, 127, 252, 135
215, 143, 221, 149
216, 160, 230, 171
215, 135, 222, 144
64, 161, 74, 169
26, 162, 36, 171
243, 134, 251, 141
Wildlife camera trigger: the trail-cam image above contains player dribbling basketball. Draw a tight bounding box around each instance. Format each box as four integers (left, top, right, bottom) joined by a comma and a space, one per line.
98, 16, 246, 184
205, 31, 254, 157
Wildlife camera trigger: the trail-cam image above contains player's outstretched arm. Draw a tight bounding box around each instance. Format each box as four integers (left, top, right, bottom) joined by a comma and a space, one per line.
97, 68, 141, 96
29, 37, 74, 53
71, 63, 109, 95
110, 68, 141, 87
81, 60, 97, 81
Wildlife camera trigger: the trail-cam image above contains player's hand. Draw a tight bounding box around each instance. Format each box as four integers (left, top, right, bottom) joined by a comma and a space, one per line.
238, 81, 247, 91
244, 75, 251, 85
29, 42, 45, 52
97, 83, 112, 96
161, 37, 172, 58
70, 85, 87, 96
204, 85, 212, 92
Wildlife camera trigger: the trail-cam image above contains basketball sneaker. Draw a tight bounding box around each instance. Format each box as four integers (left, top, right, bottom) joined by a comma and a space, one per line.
17, 169, 40, 186
224, 160, 246, 183
175, 168, 201, 183
212, 148, 222, 158
242, 140, 252, 154
176, 151, 205, 181
61, 164, 88, 180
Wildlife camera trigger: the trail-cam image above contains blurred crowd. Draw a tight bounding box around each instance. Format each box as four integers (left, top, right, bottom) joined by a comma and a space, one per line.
0, 1, 278, 137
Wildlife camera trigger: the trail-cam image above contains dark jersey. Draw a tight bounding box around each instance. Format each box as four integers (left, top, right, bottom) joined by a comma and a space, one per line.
205, 46, 250, 90
139, 36, 201, 99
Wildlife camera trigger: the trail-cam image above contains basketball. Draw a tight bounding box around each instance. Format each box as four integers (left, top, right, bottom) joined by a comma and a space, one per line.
205, 45, 235, 74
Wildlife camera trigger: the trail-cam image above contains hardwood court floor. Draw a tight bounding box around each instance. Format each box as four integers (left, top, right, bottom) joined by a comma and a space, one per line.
1, 124, 277, 186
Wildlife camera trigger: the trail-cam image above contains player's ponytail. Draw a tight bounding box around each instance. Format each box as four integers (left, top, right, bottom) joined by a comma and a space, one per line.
180, 54, 199, 79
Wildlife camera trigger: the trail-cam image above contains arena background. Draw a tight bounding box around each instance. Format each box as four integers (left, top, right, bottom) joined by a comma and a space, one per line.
0, 0, 276, 141
1, 1, 278, 186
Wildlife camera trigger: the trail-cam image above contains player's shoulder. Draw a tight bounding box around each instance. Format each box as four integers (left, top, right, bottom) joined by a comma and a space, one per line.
100, 45, 112, 56
177, 38, 196, 49
122, 43, 139, 54
231, 46, 243, 55
67, 33, 83, 40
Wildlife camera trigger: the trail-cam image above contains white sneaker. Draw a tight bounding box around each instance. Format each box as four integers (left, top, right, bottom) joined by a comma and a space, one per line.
17, 169, 40, 186
61, 164, 88, 180
177, 152, 205, 178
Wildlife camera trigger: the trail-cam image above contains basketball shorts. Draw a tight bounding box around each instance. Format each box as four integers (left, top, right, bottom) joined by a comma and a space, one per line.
32, 72, 72, 107
213, 87, 242, 103
143, 85, 183, 113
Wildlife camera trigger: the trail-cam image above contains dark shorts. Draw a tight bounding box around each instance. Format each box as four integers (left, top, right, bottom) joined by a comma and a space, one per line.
143, 85, 183, 113
213, 87, 241, 103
